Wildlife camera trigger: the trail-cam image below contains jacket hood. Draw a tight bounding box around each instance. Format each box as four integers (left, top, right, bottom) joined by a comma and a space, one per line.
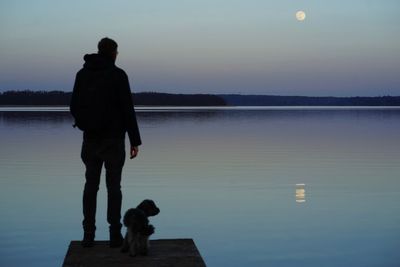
83, 53, 115, 71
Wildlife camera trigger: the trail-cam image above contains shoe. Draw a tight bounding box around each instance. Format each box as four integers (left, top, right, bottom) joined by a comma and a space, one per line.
110, 232, 123, 248
81, 232, 95, 248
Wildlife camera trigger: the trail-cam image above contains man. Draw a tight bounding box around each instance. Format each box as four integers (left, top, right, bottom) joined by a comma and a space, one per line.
70, 37, 142, 248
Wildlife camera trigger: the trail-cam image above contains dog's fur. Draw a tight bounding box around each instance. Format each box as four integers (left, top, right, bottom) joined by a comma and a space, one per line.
121, 199, 160, 256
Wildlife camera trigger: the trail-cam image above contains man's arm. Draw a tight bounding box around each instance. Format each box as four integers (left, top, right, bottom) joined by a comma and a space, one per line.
118, 71, 142, 157
70, 72, 81, 121
130, 146, 139, 159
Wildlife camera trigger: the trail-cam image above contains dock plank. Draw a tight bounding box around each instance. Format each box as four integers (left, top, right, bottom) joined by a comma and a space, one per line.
62, 239, 206, 267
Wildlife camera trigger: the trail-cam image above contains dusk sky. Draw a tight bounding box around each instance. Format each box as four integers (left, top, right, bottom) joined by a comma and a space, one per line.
1, 0, 399, 96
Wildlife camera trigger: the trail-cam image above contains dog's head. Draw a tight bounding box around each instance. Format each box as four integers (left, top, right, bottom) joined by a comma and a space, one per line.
136, 199, 160, 217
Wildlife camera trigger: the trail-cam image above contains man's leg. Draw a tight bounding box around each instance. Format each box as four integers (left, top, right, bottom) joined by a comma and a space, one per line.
81, 140, 103, 246
103, 139, 125, 247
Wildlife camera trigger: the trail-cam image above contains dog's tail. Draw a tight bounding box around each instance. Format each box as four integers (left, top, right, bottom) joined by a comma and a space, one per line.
123, 209, 134, 227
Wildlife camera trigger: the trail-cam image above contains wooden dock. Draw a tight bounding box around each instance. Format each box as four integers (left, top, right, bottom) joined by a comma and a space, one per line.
62, 239, 206, 267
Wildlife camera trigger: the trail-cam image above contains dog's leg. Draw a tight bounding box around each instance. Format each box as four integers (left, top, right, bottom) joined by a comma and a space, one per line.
143, 236, 150, 255
129, 232, 138, 257
129, 243, 136, 257
137, 235, 149, 255
120, 232, 129, 253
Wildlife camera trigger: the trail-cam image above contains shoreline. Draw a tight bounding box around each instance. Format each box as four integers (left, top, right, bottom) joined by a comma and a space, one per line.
1, 105, 400, 112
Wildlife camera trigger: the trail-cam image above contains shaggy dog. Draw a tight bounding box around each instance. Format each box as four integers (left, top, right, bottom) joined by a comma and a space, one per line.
121, 199, 160, 256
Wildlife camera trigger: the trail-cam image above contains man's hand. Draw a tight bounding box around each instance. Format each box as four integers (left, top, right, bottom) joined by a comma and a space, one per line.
130, 146, 139, 159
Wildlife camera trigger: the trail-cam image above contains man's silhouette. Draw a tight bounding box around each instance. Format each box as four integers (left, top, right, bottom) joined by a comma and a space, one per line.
70, 37, 142, 248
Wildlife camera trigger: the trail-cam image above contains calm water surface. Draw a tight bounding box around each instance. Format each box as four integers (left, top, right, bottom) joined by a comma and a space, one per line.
0, 107, 399, 267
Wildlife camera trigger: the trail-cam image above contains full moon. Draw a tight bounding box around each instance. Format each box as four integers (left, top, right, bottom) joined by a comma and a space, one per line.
296, 10, 306, 21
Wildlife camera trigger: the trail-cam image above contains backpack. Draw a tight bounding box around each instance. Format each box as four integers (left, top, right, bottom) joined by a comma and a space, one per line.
70, 69, 113, 132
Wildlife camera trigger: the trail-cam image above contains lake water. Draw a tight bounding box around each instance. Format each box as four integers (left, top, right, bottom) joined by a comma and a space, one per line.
0, 107, 399, 267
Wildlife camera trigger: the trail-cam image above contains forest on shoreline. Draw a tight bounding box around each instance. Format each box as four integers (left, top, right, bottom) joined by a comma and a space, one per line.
1, 90, 400, 106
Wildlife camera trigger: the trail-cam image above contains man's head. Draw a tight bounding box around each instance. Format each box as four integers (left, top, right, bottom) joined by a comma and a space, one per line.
98, 37, 118, 61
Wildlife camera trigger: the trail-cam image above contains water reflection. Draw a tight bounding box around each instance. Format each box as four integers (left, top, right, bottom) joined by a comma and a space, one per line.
2, 107, 400, 125
0, 111, 72, 125
1, 108, 400, 267
296, 183, 306, 203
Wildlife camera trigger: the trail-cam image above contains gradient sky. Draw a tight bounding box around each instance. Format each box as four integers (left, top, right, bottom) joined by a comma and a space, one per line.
1, 0, 399, 96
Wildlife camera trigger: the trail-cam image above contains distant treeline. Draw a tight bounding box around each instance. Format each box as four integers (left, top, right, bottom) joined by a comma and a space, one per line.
0, 90, 400, 106
221, 94, 400, 106
0, 91, 226, 106
136, 92, 226, 106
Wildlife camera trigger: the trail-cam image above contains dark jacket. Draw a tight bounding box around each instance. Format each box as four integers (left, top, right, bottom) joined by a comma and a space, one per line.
70, 53, 142, 147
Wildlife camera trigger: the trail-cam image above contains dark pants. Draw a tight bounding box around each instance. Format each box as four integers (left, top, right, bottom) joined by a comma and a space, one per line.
81, 138, 125, 234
